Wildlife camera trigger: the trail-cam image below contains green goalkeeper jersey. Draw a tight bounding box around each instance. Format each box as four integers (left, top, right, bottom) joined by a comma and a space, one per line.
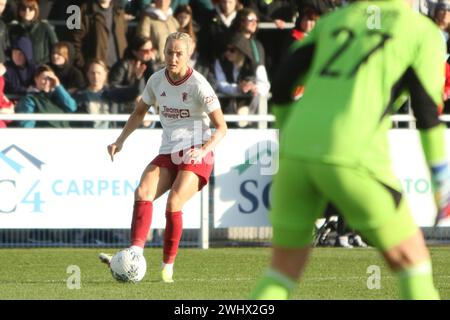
274, 0, 446, 172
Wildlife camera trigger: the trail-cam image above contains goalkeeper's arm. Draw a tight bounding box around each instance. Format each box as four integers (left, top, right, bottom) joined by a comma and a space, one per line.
407, 68, 450, 225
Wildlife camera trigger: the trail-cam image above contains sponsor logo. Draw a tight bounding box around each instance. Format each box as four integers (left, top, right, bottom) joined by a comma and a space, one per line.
161, 106, 190, 119
204, 95, 217, 105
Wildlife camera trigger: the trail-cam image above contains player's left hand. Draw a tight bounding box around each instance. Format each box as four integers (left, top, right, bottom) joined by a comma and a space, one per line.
184, 148, 206, 165
430, 161, 450, 225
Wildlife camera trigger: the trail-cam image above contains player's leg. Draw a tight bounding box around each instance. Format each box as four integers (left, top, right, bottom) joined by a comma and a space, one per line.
311, 164, 439, 299
160, 170, 201, 282
99, 163, 175, 265
131, 163, 176, 250
360, 199, 439, 299
250, 158, 326, 299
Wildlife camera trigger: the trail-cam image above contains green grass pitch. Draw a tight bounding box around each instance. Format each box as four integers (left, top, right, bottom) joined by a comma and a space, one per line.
0, 246, 448, 300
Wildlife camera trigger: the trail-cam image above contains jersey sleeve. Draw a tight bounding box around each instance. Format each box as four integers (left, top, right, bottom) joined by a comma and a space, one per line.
409, 26, 447, 164
196, 78, 221, 114
407, 27, 445, 129
141, 77, 156, 106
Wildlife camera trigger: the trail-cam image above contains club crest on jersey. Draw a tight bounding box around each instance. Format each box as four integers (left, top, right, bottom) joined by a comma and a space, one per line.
161, 91, 166, 97
182, 92, 188, 102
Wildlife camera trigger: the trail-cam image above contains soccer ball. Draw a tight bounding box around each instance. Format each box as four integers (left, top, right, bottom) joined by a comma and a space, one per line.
110, 248, 147, 283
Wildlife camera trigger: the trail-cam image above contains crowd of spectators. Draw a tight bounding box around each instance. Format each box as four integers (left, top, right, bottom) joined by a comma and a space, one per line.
0, 0, 448, 129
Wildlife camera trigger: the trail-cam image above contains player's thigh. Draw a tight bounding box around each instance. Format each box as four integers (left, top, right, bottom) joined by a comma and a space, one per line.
270, 158, 327, 248
166, 170, 201, 211
310, 164, 418, 250
136, 164, 176, 201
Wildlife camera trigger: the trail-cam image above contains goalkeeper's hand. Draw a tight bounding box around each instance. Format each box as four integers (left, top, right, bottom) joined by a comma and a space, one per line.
430, 162, 450, 226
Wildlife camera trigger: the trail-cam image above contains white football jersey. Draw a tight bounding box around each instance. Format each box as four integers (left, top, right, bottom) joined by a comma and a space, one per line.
142, 67, 221, 154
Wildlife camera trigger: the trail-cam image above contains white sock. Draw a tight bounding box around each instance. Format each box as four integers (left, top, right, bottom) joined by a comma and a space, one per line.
130, 245, 144, 255
162, 262, 174, 271
339, 236, 350, 245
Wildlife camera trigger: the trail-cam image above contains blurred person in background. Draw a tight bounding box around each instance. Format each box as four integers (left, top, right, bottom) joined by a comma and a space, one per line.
137, 0, 179, 70
251, 0, 444, 300
109, 36, 156, 126
214, 33, 269, 127
4, 36, 35, 96
74, 59, 145, 129
174, 4, 198, 41
9, 0, 58, 65
231, 8, 265, 67
15, 64, 77, 128
0, 0, 9, 63
0, 63, 14, 128
198, 0, 241, 64
71, 0, 128, 70
49, 42, 86, 94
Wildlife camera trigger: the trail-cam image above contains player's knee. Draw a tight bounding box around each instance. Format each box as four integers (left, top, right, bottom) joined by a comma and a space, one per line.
383, 245, 429, 271
134, 186, 155, 201
166, 192, 183, 212
384, 250, 413, 271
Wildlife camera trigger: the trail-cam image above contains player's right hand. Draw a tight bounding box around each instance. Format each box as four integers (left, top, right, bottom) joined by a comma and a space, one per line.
107, 141, 123, 162
430, 162, 450, 225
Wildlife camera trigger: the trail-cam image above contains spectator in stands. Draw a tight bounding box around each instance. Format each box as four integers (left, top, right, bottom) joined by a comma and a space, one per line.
137, 0, 179, 70
0, 63, 14, 128
117, 0, 152, 21
110, 36, 156, 84
109, 36, 155, 114
281, 5, 319, 52
176, 0, 214, 28
431, 1, 450, 113
74, 59, 145, 129
1, 0, 16, 23
174, 4, 198, 41
290, 6, 319, 41
239, 0, 272, 23
71, 0, 128, 70
36, 0, 53, 20
4, 36, 35, 95
198, 0, 242, 64
49, 42, 85, 94
214, 33, 270, 127
15, 64, 77, 128
239, 0, 292, 28
8, 0, 58, 65
416, 0, 439, 16
47, 0, 85, 41
189, 37, 217, 90
264, 0, 297, 29
173, 4, 214, 90
433, 1, 450, 41
231, 8, 265, 67
0, 0, 9, 63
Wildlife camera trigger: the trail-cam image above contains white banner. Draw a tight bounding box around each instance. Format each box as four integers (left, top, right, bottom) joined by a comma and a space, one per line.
0, 129, 201, 229
2, 129, 449, 229
214, 130, 278, 227
213, 129, 450, 228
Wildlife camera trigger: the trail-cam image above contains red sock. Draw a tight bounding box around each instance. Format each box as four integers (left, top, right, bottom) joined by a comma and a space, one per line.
130, 200, 153, 248
163, 211, 183, 263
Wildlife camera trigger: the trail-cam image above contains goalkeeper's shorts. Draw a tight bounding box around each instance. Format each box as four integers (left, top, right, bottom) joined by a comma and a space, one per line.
270, 157, 418, 251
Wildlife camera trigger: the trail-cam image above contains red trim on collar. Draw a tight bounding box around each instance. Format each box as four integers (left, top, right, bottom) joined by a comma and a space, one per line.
165, 67, 193, 86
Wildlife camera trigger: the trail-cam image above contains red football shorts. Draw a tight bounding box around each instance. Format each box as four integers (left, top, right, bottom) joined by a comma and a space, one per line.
150, 148, 214, 190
